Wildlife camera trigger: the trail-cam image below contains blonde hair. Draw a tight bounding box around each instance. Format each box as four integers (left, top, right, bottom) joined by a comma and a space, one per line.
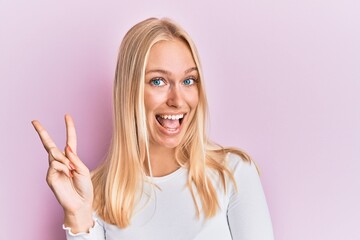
91, 17, 252, 228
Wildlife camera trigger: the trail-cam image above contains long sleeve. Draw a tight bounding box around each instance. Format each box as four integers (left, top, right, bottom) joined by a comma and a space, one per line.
227, 158, 274, 240
63, 215, 106, 240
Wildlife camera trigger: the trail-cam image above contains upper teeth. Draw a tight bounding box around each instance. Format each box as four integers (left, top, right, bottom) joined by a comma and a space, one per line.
160, 114, 184, 120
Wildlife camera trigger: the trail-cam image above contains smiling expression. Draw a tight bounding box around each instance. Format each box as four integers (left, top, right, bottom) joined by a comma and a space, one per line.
144, 39, 199, 150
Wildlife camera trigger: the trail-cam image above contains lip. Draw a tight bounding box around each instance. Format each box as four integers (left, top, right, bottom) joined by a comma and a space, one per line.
155, 112, 187, 135
156, 112, 186, 116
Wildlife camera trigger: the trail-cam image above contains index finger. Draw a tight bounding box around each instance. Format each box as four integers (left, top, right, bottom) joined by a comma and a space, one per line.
31, 120, 57, 152
65, 114, 77, 154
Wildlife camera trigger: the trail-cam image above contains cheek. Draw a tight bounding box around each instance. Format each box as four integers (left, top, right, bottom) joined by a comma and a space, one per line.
187, 89, 199, 109
144, 91, 163, 113
144, 93, 152, 114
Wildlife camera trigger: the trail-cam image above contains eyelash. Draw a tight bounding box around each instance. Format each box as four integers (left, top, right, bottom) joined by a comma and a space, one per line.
149, 77, 198, 87
183, 76, 198, 86
150, 78, 166, 87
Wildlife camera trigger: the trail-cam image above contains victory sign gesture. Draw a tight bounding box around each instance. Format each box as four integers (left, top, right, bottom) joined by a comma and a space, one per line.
32, 114, 94, 232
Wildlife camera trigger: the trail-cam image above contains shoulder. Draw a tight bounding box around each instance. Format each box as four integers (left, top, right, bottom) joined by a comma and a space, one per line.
224, 152, 263, 198
225, 152, 259, 177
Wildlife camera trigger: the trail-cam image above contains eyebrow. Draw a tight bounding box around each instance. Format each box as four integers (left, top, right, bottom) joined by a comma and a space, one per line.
145, 67, 198, 75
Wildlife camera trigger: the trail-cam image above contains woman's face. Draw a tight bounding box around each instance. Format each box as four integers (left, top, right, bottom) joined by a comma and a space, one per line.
144, 39, 199, 150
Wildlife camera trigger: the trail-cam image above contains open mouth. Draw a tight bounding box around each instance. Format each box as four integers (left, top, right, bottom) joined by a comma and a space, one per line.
155, 114, 185, 130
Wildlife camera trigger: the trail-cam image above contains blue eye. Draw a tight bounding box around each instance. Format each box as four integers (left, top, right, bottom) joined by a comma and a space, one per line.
183, 78, 196, 86
150, 78, 165, 86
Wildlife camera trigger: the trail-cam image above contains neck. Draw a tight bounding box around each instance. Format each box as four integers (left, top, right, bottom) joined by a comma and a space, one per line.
147, 144, 179, 177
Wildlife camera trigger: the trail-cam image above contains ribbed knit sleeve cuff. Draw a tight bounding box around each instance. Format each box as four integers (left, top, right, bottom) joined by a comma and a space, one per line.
63, 215, 101, 240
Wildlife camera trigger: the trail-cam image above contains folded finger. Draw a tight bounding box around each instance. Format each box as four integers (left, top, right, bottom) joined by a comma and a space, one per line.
65, 145, 89, 175
48, 160, 72, 181
31, 120, 57, 152
48, 147, 75, 170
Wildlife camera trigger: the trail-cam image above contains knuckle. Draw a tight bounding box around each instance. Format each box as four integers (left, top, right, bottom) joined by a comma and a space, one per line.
49, 161, 57, 168
48, 147, 57, 157
46, 173, 53, 186
46, 178, 52, 186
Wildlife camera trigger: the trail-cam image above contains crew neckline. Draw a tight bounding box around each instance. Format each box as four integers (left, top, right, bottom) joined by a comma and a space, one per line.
146, 167, 186, 183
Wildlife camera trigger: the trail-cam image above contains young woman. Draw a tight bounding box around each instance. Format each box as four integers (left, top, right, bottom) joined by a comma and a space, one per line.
32, 18, 274, 240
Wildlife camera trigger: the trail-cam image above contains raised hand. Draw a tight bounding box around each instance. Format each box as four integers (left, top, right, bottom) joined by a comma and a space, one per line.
32, 114, 94, 231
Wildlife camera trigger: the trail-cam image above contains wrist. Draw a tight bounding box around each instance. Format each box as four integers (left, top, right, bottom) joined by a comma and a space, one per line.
63, 207, 93, 234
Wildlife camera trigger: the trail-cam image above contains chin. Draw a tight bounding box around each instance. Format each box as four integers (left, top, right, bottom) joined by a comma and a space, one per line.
151, 135, 183, 149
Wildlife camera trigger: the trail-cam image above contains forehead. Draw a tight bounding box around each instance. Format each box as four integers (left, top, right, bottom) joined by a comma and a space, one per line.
146, 39, 196, 72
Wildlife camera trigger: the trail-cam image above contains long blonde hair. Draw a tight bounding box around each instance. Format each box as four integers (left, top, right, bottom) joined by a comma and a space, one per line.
92, 17, 251, 228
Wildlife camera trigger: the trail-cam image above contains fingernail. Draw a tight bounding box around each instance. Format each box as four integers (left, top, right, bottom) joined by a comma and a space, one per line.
69, 162, 76, 170
66, 145, 74, 154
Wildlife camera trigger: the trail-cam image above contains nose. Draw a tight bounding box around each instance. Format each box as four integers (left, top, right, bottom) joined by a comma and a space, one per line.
166, 85, 184, 108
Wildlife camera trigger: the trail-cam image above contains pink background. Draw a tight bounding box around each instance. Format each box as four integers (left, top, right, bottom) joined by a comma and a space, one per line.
1, 0, 359, 239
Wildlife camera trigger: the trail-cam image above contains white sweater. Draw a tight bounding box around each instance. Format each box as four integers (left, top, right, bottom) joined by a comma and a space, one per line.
64, 153, 274, 240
